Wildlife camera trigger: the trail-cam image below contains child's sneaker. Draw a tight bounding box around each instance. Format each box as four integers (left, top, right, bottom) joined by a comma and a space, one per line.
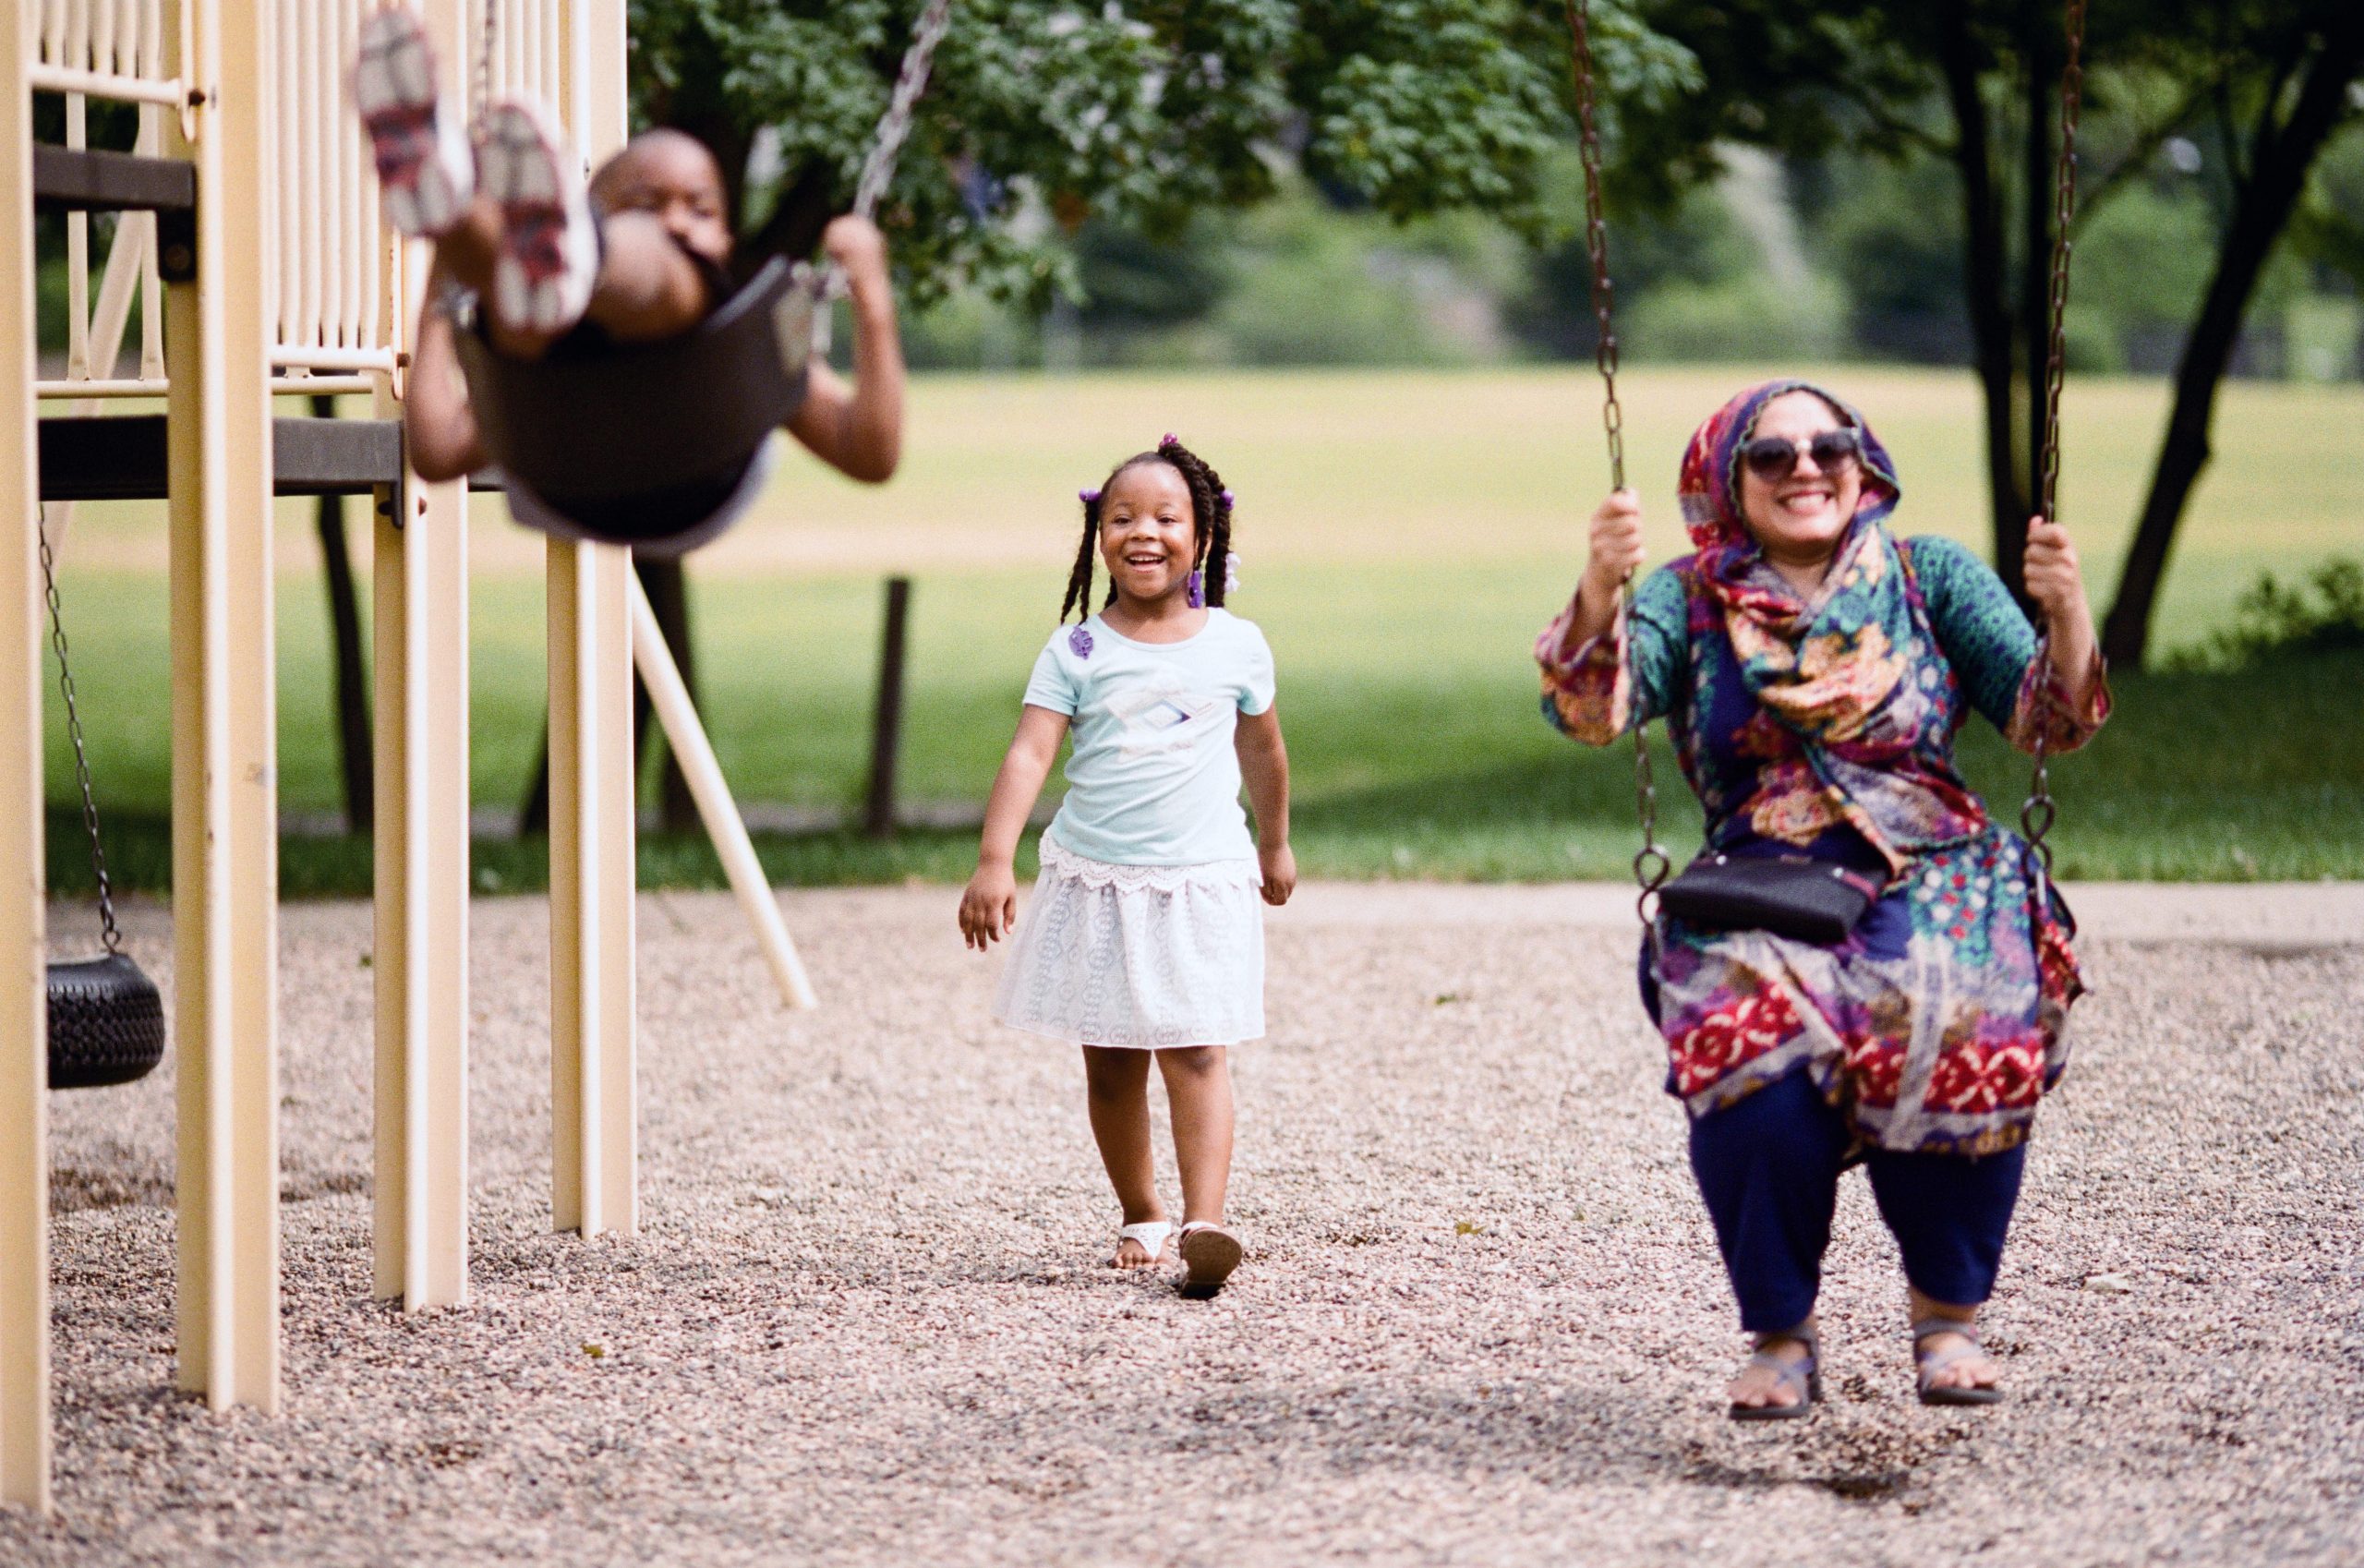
476, 99, 597, 338
353, 6, 474, 237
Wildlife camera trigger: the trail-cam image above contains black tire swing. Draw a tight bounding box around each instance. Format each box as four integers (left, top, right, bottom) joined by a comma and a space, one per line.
1557, 0, 2090, 928
452, 0, 957, 552
39, 511, 167, 1091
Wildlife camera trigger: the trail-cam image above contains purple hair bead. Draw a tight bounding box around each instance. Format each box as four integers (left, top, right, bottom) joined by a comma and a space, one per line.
1220, 488, 1235, 507
1185, 570, 1205, 609
1161, 432, 1177, 446
1067, 624, 1094, 659
1079, 488, 1101, 505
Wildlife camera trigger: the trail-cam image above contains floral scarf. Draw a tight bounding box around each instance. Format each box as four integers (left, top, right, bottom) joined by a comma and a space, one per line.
1678, 379, 1986, 870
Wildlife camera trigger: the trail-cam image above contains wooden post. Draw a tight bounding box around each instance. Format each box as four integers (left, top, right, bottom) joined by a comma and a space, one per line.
549, 0, 637, 1236
628, 573, 816, 1010
864, 575, 911, 839
168, 0, 282, 1414
0, 0, 53, 1512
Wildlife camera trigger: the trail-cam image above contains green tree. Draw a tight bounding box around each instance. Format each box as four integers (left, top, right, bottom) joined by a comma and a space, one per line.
1617, 0, 2363, 661
627, 1, 1693, 303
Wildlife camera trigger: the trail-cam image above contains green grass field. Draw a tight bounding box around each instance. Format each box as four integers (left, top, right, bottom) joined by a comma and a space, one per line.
36, 365, 2364, 895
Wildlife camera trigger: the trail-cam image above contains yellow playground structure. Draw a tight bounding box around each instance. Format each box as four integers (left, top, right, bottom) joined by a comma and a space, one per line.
4, 0, 810, 1512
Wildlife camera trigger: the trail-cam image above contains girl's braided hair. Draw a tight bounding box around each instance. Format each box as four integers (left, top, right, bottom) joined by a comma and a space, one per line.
1061, 437, 1235, 624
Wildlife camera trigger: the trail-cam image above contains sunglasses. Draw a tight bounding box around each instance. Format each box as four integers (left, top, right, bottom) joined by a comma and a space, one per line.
1739, 428, 1863, 483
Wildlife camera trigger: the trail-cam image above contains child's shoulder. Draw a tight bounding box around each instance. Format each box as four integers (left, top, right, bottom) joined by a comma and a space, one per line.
1207, 607, 1271, 645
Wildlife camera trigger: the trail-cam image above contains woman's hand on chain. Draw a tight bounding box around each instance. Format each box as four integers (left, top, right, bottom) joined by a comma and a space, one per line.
1572, 488, 1646, 635
2024, 514, 2103, 705
2022, 516, 2085, 622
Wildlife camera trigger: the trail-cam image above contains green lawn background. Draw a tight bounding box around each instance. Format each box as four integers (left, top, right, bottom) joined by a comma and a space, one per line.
39, 365, 2364, 888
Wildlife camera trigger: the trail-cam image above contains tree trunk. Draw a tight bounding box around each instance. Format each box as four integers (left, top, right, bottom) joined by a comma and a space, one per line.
513, 554, 702, 838
1936, 5, 2028, 592
314, 394, 372, 833
2101, 18, 2364, 668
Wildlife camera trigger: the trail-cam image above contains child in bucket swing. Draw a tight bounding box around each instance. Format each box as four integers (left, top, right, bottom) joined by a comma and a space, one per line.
961, 438, 1295, 1300
351, 6, 905, 550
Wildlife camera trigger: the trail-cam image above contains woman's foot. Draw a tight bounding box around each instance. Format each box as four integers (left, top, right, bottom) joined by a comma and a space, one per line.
354, 6, 475, 237
1727, 1323, 1820, 1421
1912, 1315, 2004, 1405
1111, 1218, 1172, 1271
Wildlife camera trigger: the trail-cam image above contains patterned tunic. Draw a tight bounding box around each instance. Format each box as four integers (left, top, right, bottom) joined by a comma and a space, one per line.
1538, 536, 2108, 1155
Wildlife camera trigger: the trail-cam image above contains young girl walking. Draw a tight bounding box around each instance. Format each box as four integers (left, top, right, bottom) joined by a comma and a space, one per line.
959, 437, 1294, 1299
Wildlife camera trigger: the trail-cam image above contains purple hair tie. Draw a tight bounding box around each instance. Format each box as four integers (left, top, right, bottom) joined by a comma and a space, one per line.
1161, 432, 1177, 446
1220, 488, 1235, 507
1185, 570, 1205, 609
1079, 488, 1101, 504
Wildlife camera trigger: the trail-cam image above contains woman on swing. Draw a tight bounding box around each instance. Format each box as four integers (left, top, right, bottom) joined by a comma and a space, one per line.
354, 6, 905, 548
1539, 380, 2108, 1418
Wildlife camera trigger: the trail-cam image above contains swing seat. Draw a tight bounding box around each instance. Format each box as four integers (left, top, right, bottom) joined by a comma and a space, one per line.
48, 953, 166, 1091
453, 257, 814, 551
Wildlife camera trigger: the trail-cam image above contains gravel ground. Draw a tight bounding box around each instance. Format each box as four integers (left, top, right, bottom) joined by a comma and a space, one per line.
11, 881, 2363, 1567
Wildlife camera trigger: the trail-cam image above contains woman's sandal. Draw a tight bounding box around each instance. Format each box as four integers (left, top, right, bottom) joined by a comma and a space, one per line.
1176, 1221, 1243, 1299
1728, 1326, 1822, 1423
1113, 1220, 1174, 1270
1912, 1317, 2004, 1405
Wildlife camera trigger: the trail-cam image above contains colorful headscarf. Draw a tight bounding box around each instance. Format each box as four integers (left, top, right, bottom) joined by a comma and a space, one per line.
1677, 380, 1984, 869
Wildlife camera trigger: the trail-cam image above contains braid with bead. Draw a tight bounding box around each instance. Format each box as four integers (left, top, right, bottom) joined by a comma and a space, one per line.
1059, 490, 1103, 624
1058, 440, 1235, 622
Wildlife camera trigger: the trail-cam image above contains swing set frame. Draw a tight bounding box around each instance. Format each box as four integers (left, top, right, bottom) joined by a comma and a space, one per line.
0, 0, 848, 1514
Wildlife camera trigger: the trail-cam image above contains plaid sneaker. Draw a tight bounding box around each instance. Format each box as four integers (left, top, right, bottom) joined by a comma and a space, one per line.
353, 6, 474, 238
476, 99, 597, 338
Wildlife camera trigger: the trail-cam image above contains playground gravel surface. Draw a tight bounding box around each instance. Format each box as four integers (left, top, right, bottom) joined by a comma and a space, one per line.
13, 881, 2364, 1568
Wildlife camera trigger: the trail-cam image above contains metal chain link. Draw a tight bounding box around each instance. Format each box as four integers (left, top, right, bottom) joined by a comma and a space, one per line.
472, 0, 499, 126
854, 0, 957, 223
38, 508, 123, 956
1563, 0, 1668, 927
2023, 0, 2088, 884
802, 0, 959, 355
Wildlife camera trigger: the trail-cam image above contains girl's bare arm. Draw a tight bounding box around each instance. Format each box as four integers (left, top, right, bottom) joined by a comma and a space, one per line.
959, 705, 1070, 947
787, 217, 906, 484
1236, 706, 1295, 905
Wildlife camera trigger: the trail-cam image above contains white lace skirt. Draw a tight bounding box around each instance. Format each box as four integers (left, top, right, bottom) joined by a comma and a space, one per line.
994, 839, 1266, 1049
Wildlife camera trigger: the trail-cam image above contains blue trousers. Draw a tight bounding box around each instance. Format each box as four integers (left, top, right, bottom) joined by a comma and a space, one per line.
1686, 1067, 2027, 1333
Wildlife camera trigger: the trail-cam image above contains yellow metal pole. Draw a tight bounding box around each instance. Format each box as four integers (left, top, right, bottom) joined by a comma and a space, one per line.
549, 0, 636, 1237
168, 0, 281, 1413
0, 0, 54, 1515
372, 0, 470, 1312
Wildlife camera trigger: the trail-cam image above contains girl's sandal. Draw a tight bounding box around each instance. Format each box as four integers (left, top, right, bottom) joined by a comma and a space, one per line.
1176, 1221, 1243, 1299
1113, 1220, 1174, 1271
1728, 1326, 1822, 1423
1912, 1318, 2004, 1405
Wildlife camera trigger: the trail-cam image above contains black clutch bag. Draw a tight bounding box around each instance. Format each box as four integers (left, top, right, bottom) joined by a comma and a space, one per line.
1657, 852, 1881, 944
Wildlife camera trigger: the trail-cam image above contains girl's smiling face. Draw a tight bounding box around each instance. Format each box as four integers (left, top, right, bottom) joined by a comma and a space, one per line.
1098, 460, 1200, 608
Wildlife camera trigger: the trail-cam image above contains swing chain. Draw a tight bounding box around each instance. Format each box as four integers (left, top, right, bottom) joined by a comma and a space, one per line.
1564, 0, 1623, 495
2024, 0, 2087, 878
471, 0, 498, 128
1564, 0, 1666, 925
853, 0, 957, 224
2039, 0, 2086, 529
802, 0, 957, 355
37, 508, 123, 957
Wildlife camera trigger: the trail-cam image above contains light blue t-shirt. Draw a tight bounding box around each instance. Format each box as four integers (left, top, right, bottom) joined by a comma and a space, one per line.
1022, 609, 1277, 866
